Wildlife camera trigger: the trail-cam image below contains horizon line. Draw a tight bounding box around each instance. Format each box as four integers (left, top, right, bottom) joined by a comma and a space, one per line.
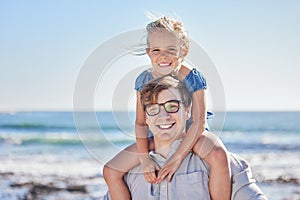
1, 109, 300, 114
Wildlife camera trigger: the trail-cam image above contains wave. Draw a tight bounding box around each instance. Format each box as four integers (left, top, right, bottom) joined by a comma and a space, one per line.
2, 122, 299, 133
2, 112, 300, 133
0, 132, 134, 146
220, 127, 300, 133
0, 123, 134, 132
219, 111, 300, 132
225, 142, 300, 153
0, 123, 75, 131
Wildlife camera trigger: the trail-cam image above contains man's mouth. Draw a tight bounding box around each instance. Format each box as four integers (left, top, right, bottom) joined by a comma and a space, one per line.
157, 123, 175, 130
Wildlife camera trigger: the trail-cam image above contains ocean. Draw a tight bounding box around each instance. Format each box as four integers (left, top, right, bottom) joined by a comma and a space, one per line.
0, 111, 299, 199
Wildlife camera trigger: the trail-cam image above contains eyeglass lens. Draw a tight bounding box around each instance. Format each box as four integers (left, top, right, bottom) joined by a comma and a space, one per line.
145, 100, 180, 116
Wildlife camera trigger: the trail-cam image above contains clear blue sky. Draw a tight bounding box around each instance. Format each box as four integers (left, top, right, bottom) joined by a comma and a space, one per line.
1, 0, 299, 112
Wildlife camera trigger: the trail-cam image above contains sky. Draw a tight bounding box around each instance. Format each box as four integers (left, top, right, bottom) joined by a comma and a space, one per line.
1, 0, 299, 112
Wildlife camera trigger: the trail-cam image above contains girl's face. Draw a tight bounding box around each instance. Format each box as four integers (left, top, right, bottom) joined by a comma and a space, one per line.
147, 30, 183, 77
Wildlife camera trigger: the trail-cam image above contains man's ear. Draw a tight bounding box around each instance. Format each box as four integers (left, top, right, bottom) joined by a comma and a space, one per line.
185, 105, 191, 120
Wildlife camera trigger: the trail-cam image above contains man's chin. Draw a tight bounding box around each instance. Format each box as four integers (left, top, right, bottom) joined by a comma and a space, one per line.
157, 133, 172, 141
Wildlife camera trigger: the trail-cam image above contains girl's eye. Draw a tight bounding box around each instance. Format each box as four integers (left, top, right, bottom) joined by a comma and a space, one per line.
167, 48, 177, 54
151, 49, 160, 54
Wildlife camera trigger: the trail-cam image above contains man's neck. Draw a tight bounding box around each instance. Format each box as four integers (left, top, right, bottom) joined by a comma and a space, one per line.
154, 142, 171, 158
154, 134, 184, 158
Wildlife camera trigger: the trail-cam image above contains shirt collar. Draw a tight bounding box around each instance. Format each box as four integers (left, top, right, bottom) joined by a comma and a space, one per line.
149, 139, 182, 166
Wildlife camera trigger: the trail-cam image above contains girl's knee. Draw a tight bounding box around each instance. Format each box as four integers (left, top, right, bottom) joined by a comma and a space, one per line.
206, 146, 229, 167
103, 164, 112, 181
193, 133, 218, 158
103, 164, 124, 182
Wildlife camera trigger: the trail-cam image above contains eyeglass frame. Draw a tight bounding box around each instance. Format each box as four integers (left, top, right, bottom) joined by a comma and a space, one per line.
144, 100, 182, 116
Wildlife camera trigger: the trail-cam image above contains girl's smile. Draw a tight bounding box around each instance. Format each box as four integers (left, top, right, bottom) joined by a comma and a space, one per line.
147, 30, 182, 77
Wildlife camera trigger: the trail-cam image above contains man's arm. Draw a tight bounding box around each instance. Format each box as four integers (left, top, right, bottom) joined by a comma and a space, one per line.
230, 153, 268, 200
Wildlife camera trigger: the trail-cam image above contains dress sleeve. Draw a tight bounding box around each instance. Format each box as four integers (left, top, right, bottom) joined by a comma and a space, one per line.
134, 69, 153, 92
184, 68, 207, 93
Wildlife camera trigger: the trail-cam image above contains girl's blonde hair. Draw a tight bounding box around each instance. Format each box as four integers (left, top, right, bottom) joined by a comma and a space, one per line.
146, 16, 189, 56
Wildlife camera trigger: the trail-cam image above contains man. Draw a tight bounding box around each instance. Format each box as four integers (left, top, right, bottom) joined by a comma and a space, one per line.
103, 76, 267, 200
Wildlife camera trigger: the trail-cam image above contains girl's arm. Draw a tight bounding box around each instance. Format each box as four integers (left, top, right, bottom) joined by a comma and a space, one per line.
135, 91, 160, 183
157, 89, 206, 182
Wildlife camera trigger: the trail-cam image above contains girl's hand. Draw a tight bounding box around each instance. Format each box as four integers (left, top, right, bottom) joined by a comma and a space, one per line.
157, 156, 182, 183
140, 156, 160, 183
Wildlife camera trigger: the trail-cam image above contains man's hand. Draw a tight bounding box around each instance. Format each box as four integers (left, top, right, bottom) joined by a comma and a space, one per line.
157, 156, 182, 183
140, 156, 160, 183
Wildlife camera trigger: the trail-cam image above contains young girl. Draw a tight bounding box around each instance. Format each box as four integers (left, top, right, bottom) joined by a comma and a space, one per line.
103, 16, 231, 200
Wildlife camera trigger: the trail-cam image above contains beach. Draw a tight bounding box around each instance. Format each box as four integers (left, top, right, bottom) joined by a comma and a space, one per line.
0, 111, 300, 199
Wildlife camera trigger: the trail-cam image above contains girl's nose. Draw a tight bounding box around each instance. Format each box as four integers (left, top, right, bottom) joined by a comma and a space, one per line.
159, 50, 168, 57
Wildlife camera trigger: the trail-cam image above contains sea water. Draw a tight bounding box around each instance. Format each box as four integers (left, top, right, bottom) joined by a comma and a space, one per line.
0, 111, 299, 199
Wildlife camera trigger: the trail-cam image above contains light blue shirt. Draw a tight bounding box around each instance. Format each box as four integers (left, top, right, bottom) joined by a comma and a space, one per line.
103, 140, 267, 200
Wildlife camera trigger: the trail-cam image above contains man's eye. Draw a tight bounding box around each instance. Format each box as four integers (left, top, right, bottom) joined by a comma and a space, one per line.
146, 105, 159, 113
166, 103, 178, 111
148, 106, 156, 111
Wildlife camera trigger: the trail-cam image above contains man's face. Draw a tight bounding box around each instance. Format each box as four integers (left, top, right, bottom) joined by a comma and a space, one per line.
147, 30, 183, 77
145, 88, 190, 143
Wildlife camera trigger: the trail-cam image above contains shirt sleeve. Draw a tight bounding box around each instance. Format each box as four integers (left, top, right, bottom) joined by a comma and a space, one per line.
230, 153, 268, 200
102, 192, 111, 200
184, 68, 207, 93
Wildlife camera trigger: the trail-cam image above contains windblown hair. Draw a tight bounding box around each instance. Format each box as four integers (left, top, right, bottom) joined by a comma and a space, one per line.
140, 75, 192, 108
130, 14, 189, 56
146, 16, 189, 56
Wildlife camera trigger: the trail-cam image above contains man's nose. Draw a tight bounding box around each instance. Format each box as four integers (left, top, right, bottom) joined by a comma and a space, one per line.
158, 106, 170, 117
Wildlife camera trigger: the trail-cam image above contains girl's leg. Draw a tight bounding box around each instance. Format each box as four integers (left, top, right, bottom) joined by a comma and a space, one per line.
193, 131, 231, 200
103, 143, 139, 200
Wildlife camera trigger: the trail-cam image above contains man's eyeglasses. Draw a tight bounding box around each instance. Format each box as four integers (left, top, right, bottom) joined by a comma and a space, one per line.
144, 100, 181, 116
147, 47, 179, 57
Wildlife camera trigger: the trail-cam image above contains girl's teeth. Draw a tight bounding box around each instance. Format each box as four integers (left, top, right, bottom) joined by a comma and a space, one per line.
159, 63, 170, 67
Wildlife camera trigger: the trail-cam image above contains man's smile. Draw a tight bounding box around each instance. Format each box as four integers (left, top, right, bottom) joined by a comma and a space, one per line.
157, 122, 175, 130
